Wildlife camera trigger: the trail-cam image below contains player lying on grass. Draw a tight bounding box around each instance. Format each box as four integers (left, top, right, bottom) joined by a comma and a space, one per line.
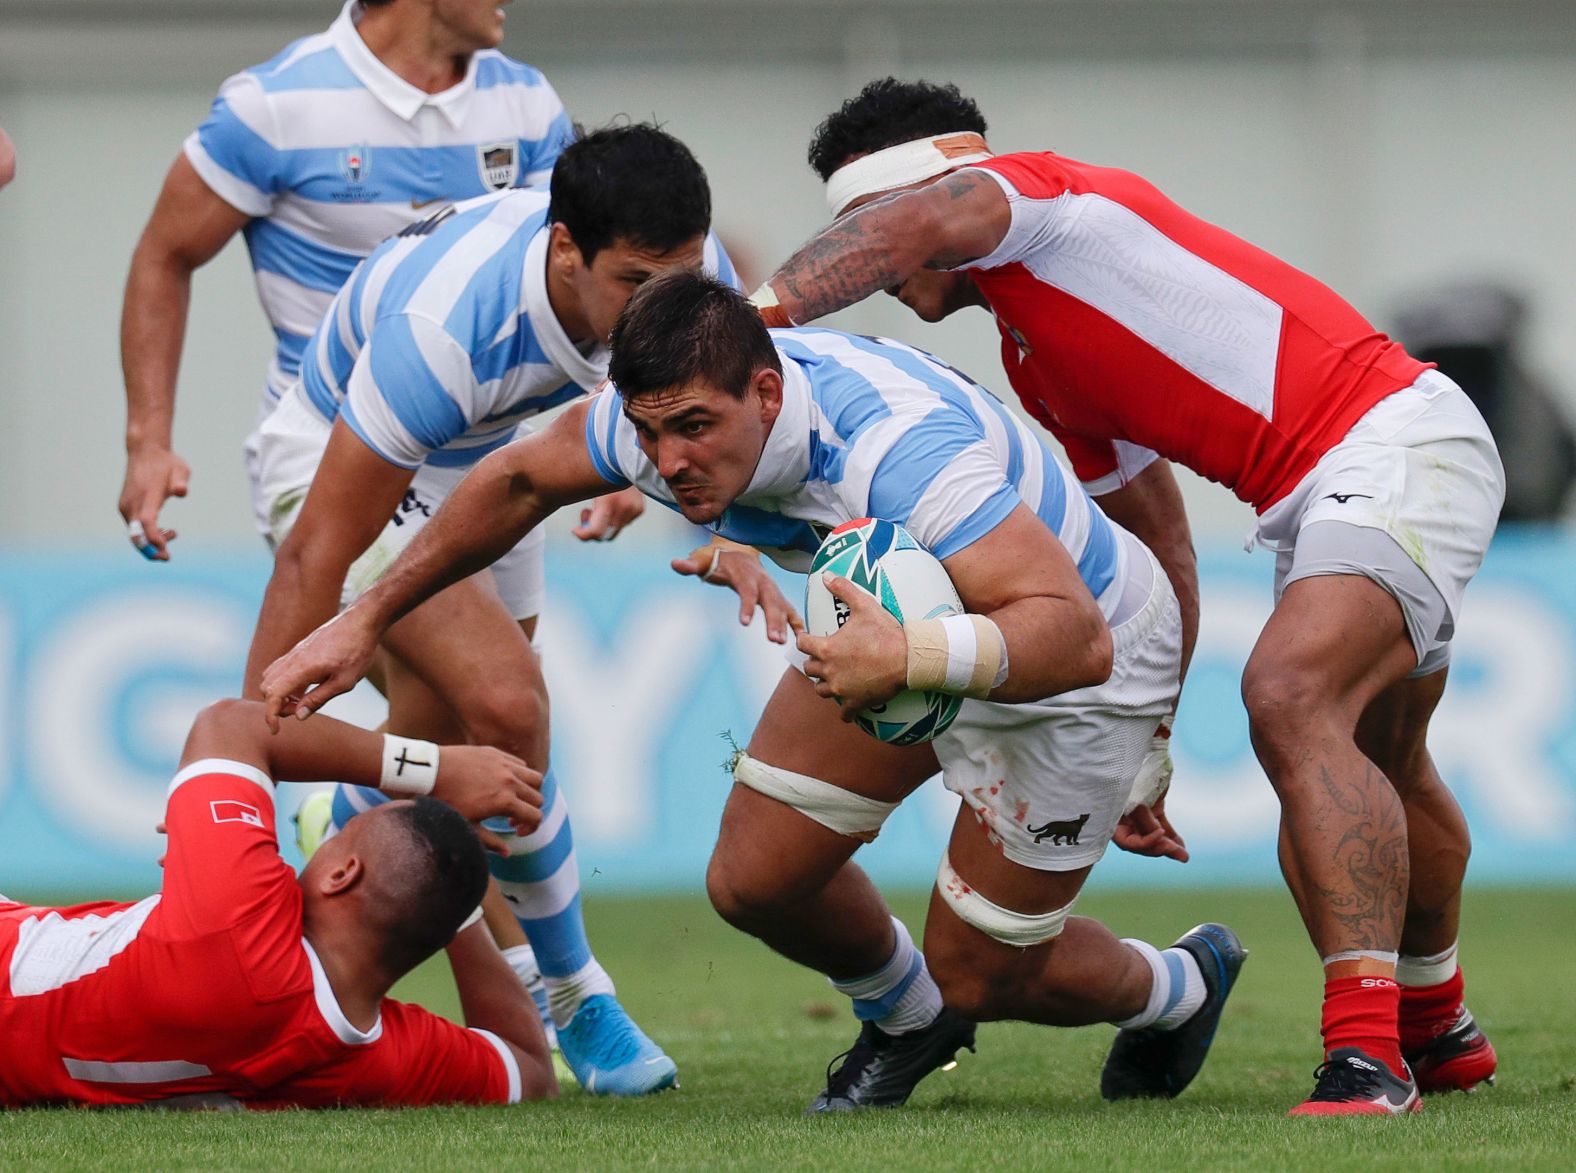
261, 272, 1248, 1113
242, 125, 741, 1096
748, 78, 1506, 1114
0, 699, 555, 1109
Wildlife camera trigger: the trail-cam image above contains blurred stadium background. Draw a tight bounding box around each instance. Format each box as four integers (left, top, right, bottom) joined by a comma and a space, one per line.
1, 0, 1574, 900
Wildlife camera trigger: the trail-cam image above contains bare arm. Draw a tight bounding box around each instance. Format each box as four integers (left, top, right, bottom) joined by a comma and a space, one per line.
1093, 461, 1200, 682
801, 504, 1113, 716
0, 127, 16, 189
119, 153, 251, 559
259, 400, 615, 723
445, 921, 557, 1099
241, 418, 415, 696
763, 170, 1011, 325
179, 699, 542, 834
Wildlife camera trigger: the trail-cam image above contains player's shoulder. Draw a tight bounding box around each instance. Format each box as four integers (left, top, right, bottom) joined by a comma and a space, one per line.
235, 29, 352, 97
472, 50, 556, 93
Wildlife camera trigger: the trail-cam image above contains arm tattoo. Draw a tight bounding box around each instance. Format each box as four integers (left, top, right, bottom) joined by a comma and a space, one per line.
770, 170, 1000, 324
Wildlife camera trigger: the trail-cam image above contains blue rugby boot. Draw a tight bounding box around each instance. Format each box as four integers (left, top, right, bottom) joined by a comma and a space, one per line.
556, 994, 677, 1096
1101, 922, 1248, 1100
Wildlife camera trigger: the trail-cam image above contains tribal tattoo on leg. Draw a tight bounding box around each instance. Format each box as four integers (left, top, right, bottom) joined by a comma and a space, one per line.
1311, 761, 1409, 951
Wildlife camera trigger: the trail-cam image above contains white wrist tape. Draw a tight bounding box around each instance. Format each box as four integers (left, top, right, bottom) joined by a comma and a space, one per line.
1124, 713, 1174, 815
456, 904, 484, 933
905, 614, 1007, 698
748, 283, 795, 328
381, 734, 439, 797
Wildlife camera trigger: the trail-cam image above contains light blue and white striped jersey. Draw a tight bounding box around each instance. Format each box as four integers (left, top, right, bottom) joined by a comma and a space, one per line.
184, 1, 574, 407
586, 328, 1132, 618
300, 187, 739, 470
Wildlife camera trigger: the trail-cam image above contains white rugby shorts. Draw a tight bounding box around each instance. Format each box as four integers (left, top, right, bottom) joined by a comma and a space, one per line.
1253, 369, 1505, 674
932, 532, 1183, 872
253, 385, 546, 621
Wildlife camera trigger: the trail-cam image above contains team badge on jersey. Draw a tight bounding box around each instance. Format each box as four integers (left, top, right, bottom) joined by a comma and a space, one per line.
210, 799, 264, 828
339, 143, 372, 185
477, 141, 519, 191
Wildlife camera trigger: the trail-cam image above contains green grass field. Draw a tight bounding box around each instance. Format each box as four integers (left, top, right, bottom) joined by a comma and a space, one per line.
5, 887, 1574, 1170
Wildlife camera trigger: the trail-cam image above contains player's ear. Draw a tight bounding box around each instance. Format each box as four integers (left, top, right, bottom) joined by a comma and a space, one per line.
318, 853, 364, 897
547, 222, 582, 278
753, 367, 783, 426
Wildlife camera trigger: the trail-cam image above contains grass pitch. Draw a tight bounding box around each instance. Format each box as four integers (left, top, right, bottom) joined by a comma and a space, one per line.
4, 886, 1574, 1170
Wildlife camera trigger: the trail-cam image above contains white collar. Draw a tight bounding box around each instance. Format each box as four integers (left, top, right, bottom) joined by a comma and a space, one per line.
521, 226, 610, 391
330, 1, 478, 127
737, 350, 812, 503
302, 938, 383, 1046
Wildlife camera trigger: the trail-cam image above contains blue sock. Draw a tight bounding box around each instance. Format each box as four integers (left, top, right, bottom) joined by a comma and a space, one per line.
486, 768, 613, 1025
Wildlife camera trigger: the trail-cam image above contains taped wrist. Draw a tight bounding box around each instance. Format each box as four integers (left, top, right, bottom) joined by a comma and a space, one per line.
748, 283, 796, 329
381, 734, 440, 797
455, 904, 484, 934
904, 614, 1008, 698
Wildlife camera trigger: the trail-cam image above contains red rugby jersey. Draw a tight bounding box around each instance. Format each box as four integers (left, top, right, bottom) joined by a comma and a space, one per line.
0, 759, 517, 1108
960, 152, 1427, 511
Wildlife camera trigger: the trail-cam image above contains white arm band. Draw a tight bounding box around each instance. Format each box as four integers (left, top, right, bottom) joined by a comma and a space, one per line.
455, 904, 485, 933
381, 734, 440, 797
905, 614, 1008, 698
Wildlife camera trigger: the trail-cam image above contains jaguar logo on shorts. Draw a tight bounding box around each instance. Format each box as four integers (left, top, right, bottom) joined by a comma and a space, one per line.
477, 141, 519, 191
1028, 812, 1089, 845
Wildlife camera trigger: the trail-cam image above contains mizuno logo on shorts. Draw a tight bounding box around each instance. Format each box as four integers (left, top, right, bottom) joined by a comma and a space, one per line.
1323, 493, 1374, 504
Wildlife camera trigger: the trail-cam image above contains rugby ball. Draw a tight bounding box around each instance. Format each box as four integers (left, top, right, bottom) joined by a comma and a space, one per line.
806, 518, 965, 745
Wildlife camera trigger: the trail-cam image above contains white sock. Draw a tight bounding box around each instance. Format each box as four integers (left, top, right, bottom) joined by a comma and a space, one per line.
502, 944, 557, 1046
1115, 939, 1206, 1031
1396, 942, 1459, 987
544, 959, 616, 1028
830, 917, 943, 1035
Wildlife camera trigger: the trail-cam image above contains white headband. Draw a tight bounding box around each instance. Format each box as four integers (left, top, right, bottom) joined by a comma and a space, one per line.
824, 132, 993, 217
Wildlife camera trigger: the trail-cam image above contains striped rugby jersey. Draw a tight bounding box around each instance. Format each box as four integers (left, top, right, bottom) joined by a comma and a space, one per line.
184, 1, 574, 409
300, 187, 739, 470
586, 327, 1131, 618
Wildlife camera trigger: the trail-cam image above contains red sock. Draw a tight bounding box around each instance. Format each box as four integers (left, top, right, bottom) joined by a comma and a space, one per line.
1322, 975, 1404, 1075
1399, 965, 1465, 1053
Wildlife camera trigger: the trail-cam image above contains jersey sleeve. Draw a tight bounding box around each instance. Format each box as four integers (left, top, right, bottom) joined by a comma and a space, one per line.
158, 758, 297, 939
583, 388, 635, 487
860, 410, 1021, 561
521, 78, 574, 187
182, 72, 281, 217
341, 312, 480, 468
951, 161, 1064, 274
1053, 429, 1161, 496
704, 232, 743, 292
311, 999, 520, 1106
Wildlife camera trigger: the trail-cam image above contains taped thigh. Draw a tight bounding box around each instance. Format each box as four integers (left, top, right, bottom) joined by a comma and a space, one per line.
733, 752, 897, 843
935, 850, 1076, 947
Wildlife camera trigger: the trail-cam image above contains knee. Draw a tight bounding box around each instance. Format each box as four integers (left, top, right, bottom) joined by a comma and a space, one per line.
1241, 660, 1332, 767
704, 850, 785, 934
459, 680, 549, 753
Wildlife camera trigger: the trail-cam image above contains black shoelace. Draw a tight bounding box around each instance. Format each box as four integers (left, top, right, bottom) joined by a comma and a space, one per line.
1306, 1058, 1382, 1102
822, 1026, 881, 1099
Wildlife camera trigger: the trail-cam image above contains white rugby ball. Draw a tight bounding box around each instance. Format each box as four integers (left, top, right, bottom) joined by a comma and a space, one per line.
806, 517, 965, 745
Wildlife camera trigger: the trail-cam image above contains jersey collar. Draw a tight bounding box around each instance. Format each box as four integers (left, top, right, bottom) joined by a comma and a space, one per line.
331, 1, 478, 127
737, 350, 812, 503
521, 225, 610, 393
303, 938, 384, 1046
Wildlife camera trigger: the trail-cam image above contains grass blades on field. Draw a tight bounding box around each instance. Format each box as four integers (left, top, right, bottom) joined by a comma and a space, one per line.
4, 886, 1574, 1170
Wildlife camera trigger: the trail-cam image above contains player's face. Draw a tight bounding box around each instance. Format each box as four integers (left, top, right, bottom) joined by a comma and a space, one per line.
432, 0, 510, 51
556, 232, 709, 345
622, 370, 784, 524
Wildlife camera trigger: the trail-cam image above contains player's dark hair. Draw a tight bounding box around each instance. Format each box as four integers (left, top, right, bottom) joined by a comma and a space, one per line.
549, 123, 712, 265
807, 78, 988, 181
379, 797, 489, 974
608, 271, 782, 401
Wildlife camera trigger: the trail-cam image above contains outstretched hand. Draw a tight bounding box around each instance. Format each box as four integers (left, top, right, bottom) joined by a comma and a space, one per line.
572, 485, 645, 542
795, 573, 907, 719
433, 745, 545, 853
1113, 794, 1189, 862
118, 446, 189, 561
259, 611, 380, 732
672, 541, 803, 645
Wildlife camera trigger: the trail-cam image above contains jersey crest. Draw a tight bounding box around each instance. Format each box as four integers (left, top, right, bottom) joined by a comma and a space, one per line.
477, 142, 519, 191
338, 143, 371, 185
